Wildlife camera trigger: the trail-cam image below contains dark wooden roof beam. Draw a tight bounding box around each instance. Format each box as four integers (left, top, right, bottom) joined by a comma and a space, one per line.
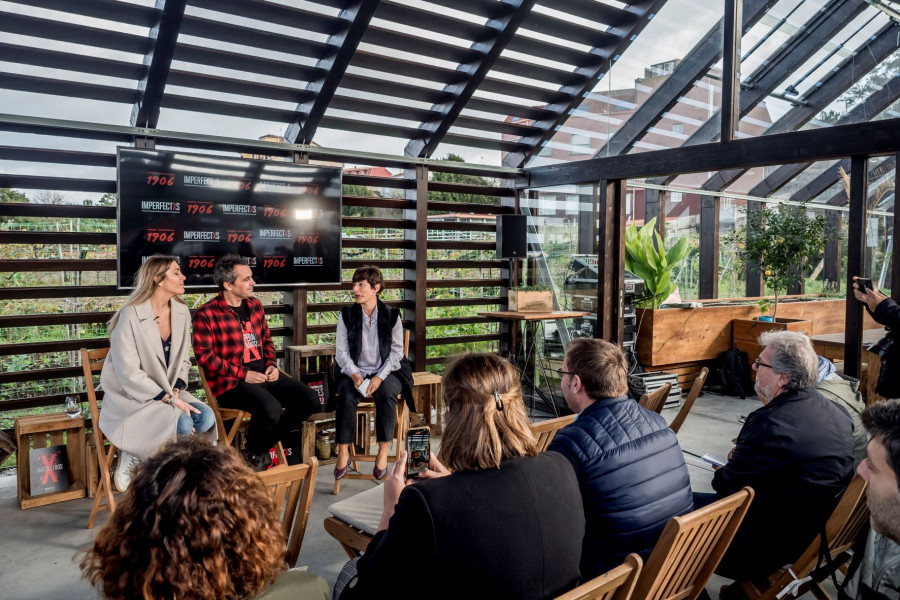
166, 70, 315, 104
285, 0, 381, 145
442, 132, 531, 153
341, 73, 454, 104
746, 74, 900, 198
131, 0, 187, 129
0, 12, 151, 54
375, 0, 494, 42
180, 14, 329, 59
0, 72, 138, 104
405, 0, 538, 158
0, 42, 146, 80
174, 44, 325, 82
361, 26, 480, 64
8, 0, 158, 27
0, 146, 114, 168
503, 0, 671, 167
692, 22, 900, 192
190, 0, 344, 35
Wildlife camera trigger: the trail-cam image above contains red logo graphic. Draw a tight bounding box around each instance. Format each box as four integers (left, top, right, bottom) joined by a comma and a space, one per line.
40, 454, 59, 485
187, 202, 213, 215
295, 234, 320, 245
146, 229, 175, 243
146, 171, 175, 187
262, 206, 287, 218
263, 256, 287, 268
227, 231, 252, 243
187, 256, 215, 269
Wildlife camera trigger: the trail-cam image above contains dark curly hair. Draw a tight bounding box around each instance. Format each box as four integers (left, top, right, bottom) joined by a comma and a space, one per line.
80, 436, 286, 600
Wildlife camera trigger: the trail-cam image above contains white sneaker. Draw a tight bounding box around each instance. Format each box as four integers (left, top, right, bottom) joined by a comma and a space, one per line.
114, 450, 141, 493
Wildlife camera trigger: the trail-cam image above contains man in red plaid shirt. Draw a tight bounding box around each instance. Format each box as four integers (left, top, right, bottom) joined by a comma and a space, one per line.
193, 254, 319, 470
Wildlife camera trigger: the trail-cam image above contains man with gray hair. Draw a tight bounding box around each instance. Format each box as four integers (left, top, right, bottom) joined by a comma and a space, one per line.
707, 330, 854, 587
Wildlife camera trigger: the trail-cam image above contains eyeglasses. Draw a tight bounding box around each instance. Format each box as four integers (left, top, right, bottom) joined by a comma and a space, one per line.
556, 368, 577, 378
754, 358, 774, 370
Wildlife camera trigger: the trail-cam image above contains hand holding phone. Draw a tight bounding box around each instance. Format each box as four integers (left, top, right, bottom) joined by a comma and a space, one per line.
406, 427, 431, 480
857, 277, 874, 291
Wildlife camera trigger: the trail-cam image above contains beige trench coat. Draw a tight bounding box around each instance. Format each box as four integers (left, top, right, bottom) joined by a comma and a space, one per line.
99, 299, 216, 460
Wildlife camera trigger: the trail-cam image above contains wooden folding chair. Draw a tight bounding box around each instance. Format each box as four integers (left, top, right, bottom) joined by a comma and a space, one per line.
632, 486, 755, 600
531, 414, 577, 452
639, 382, 672, 414
198, 368, 287, 466
257, 458, 318, 568
670, 367, 708, 434
334, 330, 412, 495
555, 553, 643, 600
81, 347, 117, 529
739, 474, 869, 600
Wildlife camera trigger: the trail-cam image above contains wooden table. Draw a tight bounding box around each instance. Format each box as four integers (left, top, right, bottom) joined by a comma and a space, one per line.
479, 311, 589, 416
810, 328, 886, 405
324, 484, 382, 558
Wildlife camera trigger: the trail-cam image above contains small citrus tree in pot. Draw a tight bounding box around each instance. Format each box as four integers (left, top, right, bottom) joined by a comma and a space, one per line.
740, 203, 830, 320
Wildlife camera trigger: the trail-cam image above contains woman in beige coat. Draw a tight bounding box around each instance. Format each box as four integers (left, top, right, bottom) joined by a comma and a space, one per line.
100, 255, 216, 492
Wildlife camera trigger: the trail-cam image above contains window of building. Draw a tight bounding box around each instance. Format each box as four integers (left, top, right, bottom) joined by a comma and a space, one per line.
570, 134, 592, 155
566, 195, 579, 215
672, 122, 684, 134
670, 191, 683, 204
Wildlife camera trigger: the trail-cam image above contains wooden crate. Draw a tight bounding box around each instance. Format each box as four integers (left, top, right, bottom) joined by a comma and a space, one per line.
733, 317, 812, 380
508, 290, 553, 312
15, 413, 86, 509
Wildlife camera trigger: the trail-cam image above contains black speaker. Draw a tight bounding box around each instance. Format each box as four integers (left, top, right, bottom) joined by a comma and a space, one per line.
497, 214, 527, 258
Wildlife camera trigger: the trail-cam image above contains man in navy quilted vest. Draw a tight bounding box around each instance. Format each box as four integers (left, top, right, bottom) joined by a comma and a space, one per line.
548, 337, 694, 579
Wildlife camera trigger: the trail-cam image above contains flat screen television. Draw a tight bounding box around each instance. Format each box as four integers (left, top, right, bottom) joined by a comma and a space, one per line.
117, 148, 342, 288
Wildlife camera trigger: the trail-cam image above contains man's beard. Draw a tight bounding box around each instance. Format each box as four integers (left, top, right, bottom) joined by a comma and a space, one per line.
754, 380, 770, 404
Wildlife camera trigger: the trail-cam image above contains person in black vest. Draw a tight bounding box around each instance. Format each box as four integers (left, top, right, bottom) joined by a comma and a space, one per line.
334, 265, 413, 481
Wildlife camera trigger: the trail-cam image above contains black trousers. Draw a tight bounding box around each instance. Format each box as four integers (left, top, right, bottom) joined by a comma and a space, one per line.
335, 372, 402, 445
218, 375, 320, 456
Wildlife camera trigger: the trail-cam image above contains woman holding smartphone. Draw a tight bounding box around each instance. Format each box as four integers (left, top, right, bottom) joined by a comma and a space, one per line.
100, 255, 216, 492
338, 352, 584, 600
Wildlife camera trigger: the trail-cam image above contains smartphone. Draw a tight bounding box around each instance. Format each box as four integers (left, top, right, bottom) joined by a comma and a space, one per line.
857, 277, 874, 291
406, 426, 431, 480
701, 453, 726, 468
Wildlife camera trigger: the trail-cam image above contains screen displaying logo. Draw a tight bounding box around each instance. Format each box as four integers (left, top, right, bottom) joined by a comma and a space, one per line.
183, 230, 220, 241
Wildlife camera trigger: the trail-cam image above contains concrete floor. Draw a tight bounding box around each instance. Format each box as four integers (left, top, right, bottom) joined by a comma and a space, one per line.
0, 391, 836, 599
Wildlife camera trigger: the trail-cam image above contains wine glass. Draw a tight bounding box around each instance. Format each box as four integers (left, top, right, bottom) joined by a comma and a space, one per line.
65, 395, 83, 419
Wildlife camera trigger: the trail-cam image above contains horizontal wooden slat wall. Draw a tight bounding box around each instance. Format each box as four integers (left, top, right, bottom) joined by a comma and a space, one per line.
0, 135, 513, 422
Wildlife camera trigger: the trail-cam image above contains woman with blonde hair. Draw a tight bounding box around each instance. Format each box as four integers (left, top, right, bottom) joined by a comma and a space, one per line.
339, 352, 585, 600
100, 255, 215, 492
80, 436, 328, 600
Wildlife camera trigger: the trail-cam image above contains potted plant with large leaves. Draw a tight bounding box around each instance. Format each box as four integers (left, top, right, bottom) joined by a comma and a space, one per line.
624, 217, 690, 309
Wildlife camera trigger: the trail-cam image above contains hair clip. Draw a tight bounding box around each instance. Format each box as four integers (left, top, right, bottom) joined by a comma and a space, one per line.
494, 390, 504, 412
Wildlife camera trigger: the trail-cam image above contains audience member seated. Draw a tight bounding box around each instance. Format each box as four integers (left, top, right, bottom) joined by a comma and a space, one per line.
697, 331, 854, 588
843, 398, 900, 599
100, 255, 216, 493
816, 355, 867, 466
547, 337, 693, 579
334, 264, 413, 481
79, 436, 328, 600
338, 352, 584, 600
193, 254, 319, 470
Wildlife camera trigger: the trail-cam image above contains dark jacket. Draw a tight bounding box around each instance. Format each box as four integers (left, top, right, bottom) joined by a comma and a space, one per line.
338, 300, 414, 410
712, 386, 854, 579
871, 298, 900, 399
343, 452, 584, 600
547, 396, 694, 578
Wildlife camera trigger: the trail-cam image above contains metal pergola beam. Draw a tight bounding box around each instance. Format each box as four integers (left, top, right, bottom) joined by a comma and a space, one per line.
404, 0, 537, 159
501, 0, 669, 168
522, 118, 900, 188
583, 0, 777, 162
844, 155, 868, 378
688, 22, 900, 192
131, 0, 187, 129
746, 74, 900, 198
284, 0, 380, 145
685, 0, 864, 150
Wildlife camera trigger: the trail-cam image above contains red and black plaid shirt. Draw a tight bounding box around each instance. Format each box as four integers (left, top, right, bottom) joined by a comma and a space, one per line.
192, 293, 276, 397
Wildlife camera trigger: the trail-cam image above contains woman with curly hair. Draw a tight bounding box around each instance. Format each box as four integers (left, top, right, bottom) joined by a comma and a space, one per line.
79, 436, 327, 600
338, 352, 585, 600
